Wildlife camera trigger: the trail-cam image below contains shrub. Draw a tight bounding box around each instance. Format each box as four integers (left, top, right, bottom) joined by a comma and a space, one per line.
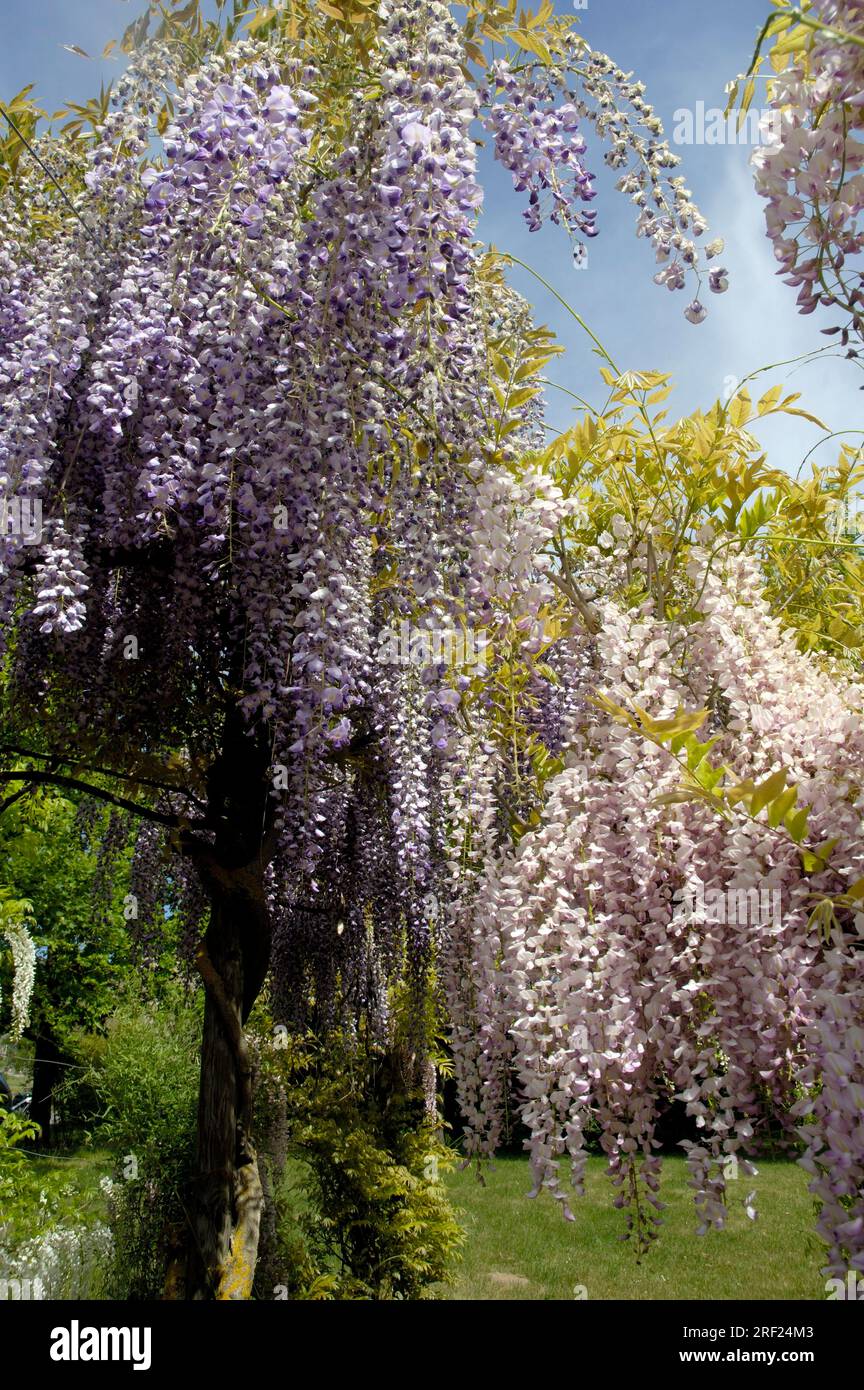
63, 993, 200, 1299
253, 1027, 463, 1301
0, 1107, 39, 1158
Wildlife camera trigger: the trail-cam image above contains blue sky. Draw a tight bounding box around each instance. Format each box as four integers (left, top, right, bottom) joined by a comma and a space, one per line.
2, 0, 860, 473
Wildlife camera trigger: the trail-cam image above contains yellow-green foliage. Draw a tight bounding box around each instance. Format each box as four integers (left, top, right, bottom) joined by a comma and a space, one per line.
463, 333, 864, 843
0, 1108, 40, 1157
252, 1026, 463, 1300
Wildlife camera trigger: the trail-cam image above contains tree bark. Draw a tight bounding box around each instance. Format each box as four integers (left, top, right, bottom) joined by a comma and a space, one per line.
176, 706, 275, 1301
189, 887, 268, 1299
30, 1033, 62, 1149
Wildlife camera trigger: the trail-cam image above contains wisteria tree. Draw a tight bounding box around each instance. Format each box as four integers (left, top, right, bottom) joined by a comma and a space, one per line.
0, 0, 725, 1297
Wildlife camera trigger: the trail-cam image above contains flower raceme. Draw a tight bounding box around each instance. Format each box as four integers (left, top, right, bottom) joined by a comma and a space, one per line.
750, 0, 864, 337
0, 894, 36, 1039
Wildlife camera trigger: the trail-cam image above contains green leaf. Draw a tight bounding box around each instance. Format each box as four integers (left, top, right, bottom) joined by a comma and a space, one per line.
633, 705, 709, 740
756, 384, 782, 416
784, 806, 809, 843
654, 789, 700, 807
750, 769, 787, 817
779, 405, 829, 430
767, 784, 797, 828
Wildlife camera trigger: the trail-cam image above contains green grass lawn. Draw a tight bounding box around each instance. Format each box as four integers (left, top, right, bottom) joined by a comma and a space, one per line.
1, 1145, 826, 1302
442, 1154, 825, 1301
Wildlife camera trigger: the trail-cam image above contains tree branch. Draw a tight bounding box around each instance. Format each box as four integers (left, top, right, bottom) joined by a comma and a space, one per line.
547, 569, 600, 634
0, 769, 196, 828
0, 783, 37, 817
0, 742, 206, 808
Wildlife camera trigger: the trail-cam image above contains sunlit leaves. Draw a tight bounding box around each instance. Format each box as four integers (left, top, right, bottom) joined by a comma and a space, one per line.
120, 10, 152, 55
738, 490, 780, 540
54, 84, 114, 145
0, 87, 44, 190
485, 312, 563, 448
462, 0, 584, 74
599, 690, 828, 864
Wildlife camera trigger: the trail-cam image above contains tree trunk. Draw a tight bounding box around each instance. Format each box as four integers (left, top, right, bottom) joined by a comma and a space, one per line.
30, 1033, 61, 1148
174, 705, 275, 1300
188, 884, 268, 1299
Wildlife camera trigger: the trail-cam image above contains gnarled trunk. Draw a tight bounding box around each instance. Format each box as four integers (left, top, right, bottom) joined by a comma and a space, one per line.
171, 706, 275, 1301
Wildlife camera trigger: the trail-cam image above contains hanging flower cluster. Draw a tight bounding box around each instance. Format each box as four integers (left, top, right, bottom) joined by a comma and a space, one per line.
751, 0, 864, 339
480, 64, 597, 239
0, 3, 529, 1043
0, 894, 36, 1039
479, 39, 726, 317
452, 534, 864, 1273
